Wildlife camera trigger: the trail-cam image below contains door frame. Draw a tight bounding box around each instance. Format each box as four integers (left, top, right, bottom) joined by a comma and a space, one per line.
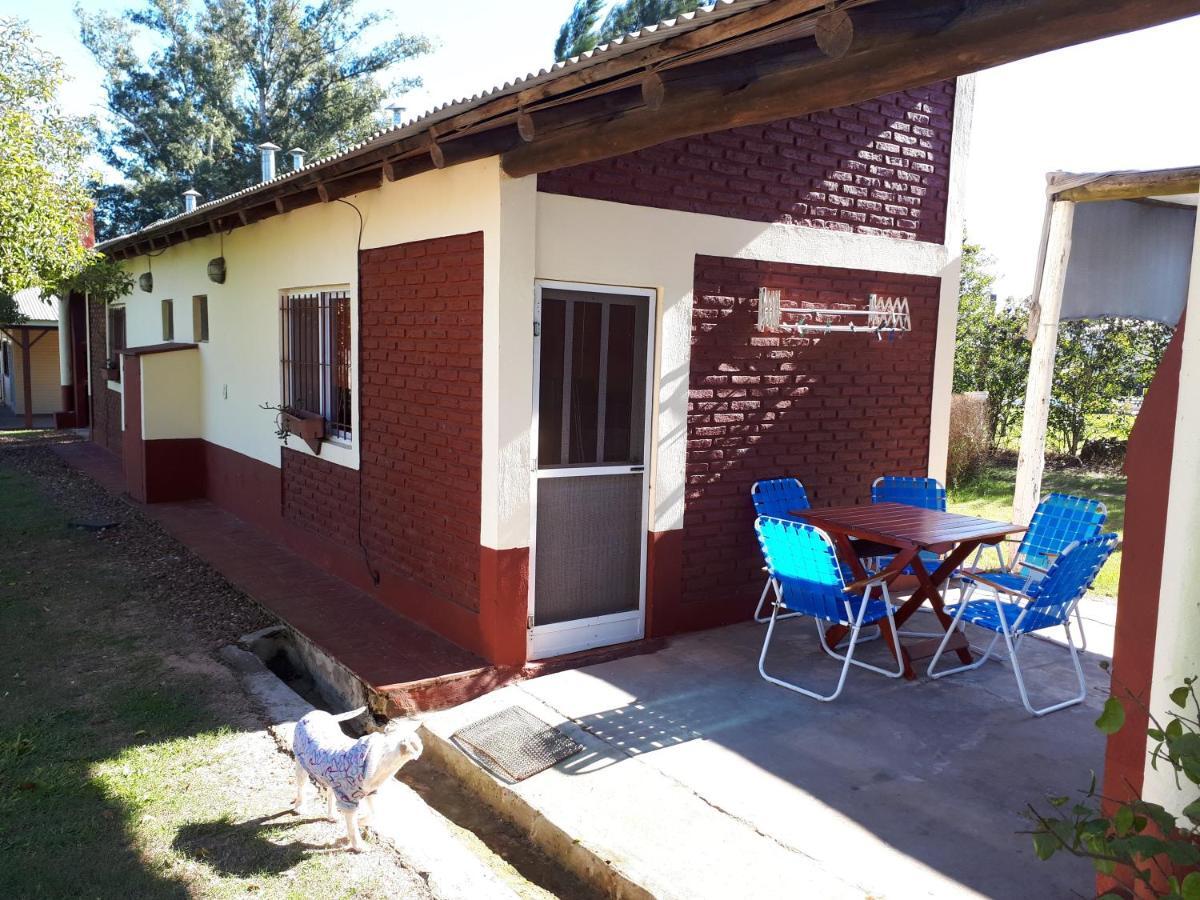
527, 279, 658, 660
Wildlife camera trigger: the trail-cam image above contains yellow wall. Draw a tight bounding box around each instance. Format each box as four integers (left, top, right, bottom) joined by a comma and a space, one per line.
2, 330, 60, 415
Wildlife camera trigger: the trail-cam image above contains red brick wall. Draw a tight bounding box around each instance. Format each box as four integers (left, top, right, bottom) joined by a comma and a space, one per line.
280, 232, 485, 612
282, 448, 360, 547
682, 255, 941, 610
87, 297, 122, 458
538, 81, 955, 244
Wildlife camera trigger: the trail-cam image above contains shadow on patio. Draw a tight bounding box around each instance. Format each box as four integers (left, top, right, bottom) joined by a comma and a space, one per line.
424, 604, 1112, 898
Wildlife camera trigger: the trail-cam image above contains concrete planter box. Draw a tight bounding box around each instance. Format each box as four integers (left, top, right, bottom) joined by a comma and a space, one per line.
282, 410, 325, 454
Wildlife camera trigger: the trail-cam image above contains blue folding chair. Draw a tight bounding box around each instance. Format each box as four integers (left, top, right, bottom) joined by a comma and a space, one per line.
967, 493, 1107, 650
870, 474, 946, 571
755, 516, 904, 702
750, 478, 811, 623
928, 532, 1118, 716
871, 475, 947, 511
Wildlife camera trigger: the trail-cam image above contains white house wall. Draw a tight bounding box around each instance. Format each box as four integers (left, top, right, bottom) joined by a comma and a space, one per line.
114, 158, 504, 477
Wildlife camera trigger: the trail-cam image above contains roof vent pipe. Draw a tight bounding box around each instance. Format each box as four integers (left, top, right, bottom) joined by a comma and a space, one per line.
288, 147, 306, 171
183, 188, 201, 213
385, 102, 405, 128
257, 142, 281, 182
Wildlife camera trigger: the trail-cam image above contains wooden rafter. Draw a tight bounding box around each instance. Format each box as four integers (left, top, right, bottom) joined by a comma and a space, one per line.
1050, 166, 1200, 203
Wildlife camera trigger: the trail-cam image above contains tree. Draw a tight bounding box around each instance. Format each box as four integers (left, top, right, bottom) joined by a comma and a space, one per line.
0, 17, 95, 318
79, 0, 433, 239
554, 0, 604, 62
952, 239, 1031, 447
553, 0, 705, 62
1049, 317, 1172, 457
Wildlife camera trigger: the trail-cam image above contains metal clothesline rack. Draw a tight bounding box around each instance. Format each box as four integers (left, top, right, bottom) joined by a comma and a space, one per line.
756, 288, 911, 338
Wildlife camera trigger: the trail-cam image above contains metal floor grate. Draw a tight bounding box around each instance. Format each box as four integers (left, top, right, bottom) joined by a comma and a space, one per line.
452, 706, 583, 782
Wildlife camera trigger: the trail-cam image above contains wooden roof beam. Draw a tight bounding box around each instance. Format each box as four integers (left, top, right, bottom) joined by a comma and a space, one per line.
1050, 166, 1200, 203
502, 0, 1200, 177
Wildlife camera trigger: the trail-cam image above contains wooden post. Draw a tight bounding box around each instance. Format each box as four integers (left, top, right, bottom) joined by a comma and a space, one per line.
1013, 200, 1075, 525
20, 326, 33, 429
58, 294, 74, 418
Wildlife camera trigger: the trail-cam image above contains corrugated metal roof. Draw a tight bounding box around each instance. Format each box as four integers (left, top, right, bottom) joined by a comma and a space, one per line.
98, 0, 773, 251
8, 288, 59, 326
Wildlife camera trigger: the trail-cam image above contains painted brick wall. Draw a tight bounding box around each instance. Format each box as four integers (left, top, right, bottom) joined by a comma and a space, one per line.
281, 232, 485, 612
87, 297, 122, 458
682, 255, 941, 608
282, 448, 360, 547
539, 81, 955, 244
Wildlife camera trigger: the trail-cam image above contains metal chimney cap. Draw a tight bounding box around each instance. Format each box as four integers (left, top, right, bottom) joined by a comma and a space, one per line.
257, 141, 282, 151
182, 188, 202, 197
287, 146, 306, 155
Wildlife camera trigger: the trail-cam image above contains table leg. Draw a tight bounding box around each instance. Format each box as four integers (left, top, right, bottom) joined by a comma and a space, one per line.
893, 541, 981, 666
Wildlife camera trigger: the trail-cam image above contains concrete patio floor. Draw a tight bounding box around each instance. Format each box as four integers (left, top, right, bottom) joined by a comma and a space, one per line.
423, 602, 1114, 899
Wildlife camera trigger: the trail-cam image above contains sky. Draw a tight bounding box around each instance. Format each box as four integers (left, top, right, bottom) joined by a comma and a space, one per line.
8, 0, 1200, 300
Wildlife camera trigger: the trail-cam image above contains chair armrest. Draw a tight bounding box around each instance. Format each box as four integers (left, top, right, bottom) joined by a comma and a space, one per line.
963, 571, 1032, 600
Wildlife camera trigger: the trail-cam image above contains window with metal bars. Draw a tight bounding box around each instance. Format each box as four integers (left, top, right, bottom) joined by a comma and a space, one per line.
108, 306, 126, 382
280, 289, 352, 441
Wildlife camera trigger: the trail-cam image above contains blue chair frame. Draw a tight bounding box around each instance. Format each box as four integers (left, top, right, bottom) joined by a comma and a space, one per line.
750, 478, 811, 623
756, 516, 904, 702
928, 532, 1118, 716
968, 493, 1107, 650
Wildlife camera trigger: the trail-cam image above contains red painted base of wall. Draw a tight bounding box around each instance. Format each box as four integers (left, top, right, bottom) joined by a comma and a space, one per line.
203, 440, 527, 665
143, 439, 206, 502
1103, 321, 1186, 804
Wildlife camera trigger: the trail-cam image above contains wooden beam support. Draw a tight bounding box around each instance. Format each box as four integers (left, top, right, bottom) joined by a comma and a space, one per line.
236, 209, 249, 226
20, 326, 33, 428
516, 110, 536, 142
641, 71, 665, 110
1013, 200, 1075, 526
316, 181, 331, 203
502, 0, 1200, 177
274, 197, 286, 214
1051, 166, 1200, 203
429, 135, 445, 169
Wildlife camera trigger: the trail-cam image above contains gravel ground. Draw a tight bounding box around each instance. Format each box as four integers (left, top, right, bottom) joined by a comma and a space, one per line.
0, 433, 274, 646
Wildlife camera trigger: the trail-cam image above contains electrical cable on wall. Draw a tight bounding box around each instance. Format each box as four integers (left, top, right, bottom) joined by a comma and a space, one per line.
335, 198, 381, 587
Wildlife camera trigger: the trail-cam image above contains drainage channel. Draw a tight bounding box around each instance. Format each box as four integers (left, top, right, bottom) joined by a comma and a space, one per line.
243, 625, 601, 900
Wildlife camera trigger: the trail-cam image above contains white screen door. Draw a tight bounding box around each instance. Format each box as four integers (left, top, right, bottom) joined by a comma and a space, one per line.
529, 282, 655, 659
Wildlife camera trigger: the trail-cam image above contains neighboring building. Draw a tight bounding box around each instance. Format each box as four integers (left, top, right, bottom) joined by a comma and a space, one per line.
91, 7, 972, 668
1, 289, 61, 422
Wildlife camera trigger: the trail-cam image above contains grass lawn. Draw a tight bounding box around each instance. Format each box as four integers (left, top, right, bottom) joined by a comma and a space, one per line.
0, 451, 430, 898
947, 461, 1125, 598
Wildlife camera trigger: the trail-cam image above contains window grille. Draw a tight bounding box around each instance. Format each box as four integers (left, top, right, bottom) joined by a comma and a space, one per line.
192, 295, 209, 342
280, 289, 352, 440
161, 299, 174, 341
108, 306, 126, 382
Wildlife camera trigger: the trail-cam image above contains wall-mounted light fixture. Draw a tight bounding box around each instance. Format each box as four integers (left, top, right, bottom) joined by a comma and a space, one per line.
207, 257, 226, 284
139, 272, 153, 293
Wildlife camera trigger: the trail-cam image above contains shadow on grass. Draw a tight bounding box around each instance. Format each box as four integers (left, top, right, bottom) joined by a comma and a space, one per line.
172, 812, 344, 877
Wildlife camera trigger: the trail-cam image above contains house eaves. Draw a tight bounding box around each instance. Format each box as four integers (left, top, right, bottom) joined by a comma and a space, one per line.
98, 0, 1200, 260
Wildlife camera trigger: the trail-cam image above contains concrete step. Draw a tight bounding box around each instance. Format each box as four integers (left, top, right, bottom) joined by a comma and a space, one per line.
418, 684, 868, 900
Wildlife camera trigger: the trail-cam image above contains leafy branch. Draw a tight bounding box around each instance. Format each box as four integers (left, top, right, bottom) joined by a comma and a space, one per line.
1028, 675, 1200, 899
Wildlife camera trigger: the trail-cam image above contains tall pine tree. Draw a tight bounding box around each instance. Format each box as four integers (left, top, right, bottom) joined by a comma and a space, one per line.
79, 0, 432, 239
553, 0, 706, 62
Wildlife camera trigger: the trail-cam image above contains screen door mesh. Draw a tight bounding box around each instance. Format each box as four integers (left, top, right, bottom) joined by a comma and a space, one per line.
534, 474, 642, 625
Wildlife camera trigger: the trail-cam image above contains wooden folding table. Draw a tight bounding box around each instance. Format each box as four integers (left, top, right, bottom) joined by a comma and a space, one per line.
790, 502, 1026, 679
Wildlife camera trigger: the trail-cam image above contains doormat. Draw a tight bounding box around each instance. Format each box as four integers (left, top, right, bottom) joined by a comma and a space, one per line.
452, 706, 584, 783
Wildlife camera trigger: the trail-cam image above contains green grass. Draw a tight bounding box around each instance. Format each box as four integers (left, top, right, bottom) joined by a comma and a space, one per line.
948, 462, 1125, 597
0, 466, 413, 898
